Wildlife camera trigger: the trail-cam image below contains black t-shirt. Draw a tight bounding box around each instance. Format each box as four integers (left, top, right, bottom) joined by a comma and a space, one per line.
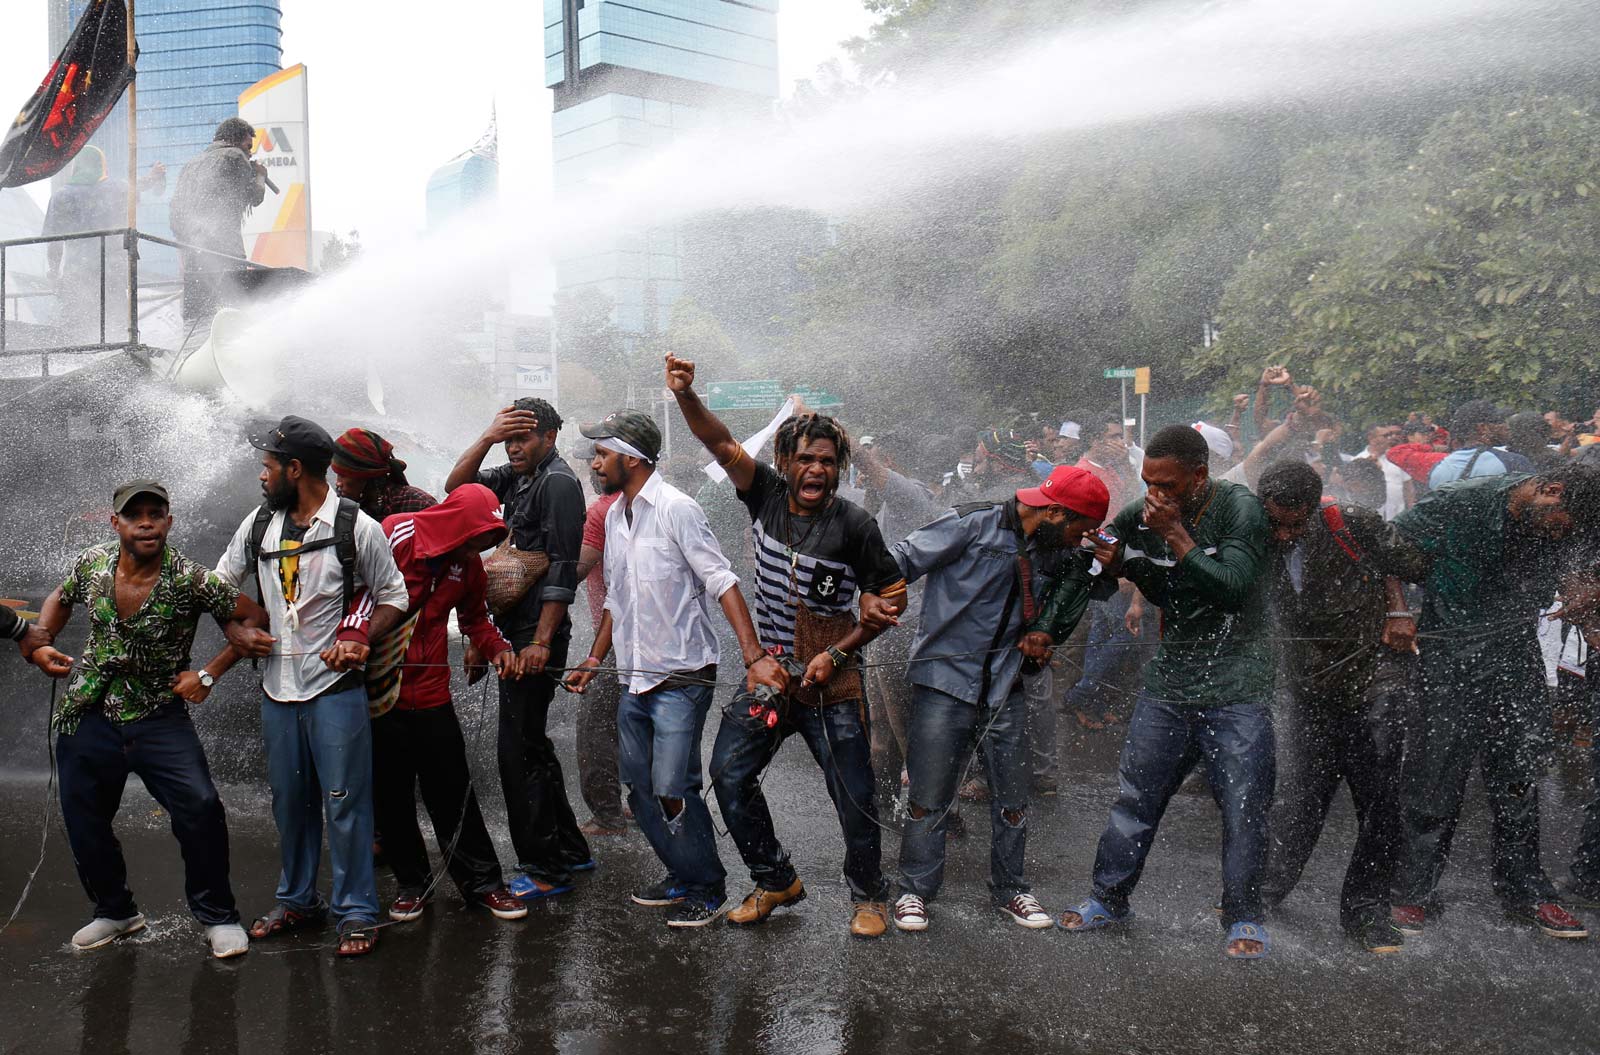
736, 462, 900, 656
477, 450, 584, 641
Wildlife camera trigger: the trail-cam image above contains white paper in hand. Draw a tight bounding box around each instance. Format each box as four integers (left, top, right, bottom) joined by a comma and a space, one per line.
704, 399, 795, 484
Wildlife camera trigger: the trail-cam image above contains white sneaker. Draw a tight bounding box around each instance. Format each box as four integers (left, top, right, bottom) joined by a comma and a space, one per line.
205, 923, 250, 959
71, 914, 147, 950
1001, 893, 1053, 930
893, 893, 929, 932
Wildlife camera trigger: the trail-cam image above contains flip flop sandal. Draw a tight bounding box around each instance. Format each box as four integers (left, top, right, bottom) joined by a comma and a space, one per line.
336, 922, 380, 958
1226, 921, 1270, 960
1058, 896, 1131, 932
249, 903, 327, 940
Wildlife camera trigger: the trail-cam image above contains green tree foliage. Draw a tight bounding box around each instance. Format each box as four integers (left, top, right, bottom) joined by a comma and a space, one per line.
553, 285, 627, 394
658, 297, 741, 381
1198, 95, 1600, 418
679, 207, 832, 364
850, 0, 1149, 78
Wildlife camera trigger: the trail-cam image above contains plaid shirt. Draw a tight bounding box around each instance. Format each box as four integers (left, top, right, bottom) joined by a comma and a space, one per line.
365, 482, 438, 520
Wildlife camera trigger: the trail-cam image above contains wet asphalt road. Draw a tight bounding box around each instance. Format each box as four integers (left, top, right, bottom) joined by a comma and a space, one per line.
4, 654, 1600, 1054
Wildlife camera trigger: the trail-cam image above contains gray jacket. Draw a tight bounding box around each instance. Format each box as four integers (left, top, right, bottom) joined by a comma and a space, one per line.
893, 501, 1078, 708
169, 142, 265, 259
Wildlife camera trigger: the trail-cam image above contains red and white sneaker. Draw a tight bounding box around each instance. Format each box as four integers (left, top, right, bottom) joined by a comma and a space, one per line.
1509, 902, 1589, 939
1391, 904, 1426, 935
893, 893, 929, 932
1000, 893, 1053, 930
388, 893, 429, 923
474, 887, 530, 921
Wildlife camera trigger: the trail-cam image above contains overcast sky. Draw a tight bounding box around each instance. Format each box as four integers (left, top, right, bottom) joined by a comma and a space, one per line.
0, 1, 878, 240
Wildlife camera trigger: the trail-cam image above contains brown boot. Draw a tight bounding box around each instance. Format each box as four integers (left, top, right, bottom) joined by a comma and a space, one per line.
726, 878, 807, 926
850, 901, 890, 938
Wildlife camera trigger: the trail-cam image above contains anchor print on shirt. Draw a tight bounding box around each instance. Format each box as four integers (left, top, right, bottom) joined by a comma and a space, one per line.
809, 571, 840, 604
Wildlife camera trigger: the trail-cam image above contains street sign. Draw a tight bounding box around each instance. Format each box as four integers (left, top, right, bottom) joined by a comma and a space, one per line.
1103, 368, 1137, 379
789, 384, 843, 410
1134, 366, 1151, 395
706, 379, 783, 411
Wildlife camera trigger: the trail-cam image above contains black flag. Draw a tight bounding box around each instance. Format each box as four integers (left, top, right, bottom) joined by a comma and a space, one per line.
0, 1, 136, 189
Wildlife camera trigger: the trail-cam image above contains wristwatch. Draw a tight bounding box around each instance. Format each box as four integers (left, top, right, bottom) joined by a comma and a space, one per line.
198, 670, 215, 689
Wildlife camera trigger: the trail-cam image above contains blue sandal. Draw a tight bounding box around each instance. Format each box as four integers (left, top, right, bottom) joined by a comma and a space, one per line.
1058, 896, 1131, 932
1226, 921, 1270, 959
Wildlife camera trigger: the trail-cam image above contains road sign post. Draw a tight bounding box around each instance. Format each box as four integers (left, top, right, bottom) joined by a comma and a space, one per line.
1134, 367, 1151, 447
1105, 367, 1136, 430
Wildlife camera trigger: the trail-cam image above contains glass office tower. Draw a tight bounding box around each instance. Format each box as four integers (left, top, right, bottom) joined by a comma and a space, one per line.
544, 0, 779, 340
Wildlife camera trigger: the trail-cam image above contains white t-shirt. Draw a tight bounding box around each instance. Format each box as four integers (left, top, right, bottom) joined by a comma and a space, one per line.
1350, 450, 1408, 520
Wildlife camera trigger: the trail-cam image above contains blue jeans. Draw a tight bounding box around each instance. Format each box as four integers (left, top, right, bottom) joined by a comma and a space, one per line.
56, 707, 237, 925
617, 682, 725, 901
260, 686, 378, 926
711, 694, 887, 901
899, 685, 1031, 903
1065, 592, 1135, 713
1089, 695, 1275, 928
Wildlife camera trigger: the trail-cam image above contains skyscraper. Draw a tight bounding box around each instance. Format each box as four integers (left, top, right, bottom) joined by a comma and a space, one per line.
544, 0, 779, 342
47, 0, 282, 239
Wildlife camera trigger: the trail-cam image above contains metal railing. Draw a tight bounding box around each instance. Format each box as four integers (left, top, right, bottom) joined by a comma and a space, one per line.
0, 227, 268, 370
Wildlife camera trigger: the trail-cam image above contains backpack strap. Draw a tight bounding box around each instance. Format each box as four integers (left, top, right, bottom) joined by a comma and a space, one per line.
1319, 500, 1364, 563
1457, 446, 1491, 482
246, 505, 274, 603
333, 498, 360, 616
249, 500, 361, 616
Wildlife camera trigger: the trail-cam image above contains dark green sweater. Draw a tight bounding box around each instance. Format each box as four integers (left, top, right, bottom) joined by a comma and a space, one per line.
1110, 479, 1271, 706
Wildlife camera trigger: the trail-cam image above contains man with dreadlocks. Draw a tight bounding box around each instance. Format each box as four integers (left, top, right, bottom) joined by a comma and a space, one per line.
667, 355, 908, 938
332, 428, 439, 521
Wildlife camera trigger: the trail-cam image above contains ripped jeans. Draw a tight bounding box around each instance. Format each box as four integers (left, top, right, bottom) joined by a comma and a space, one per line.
617, 682, 726, 901
898, 684, 1032, 904
260, 686, 378, 926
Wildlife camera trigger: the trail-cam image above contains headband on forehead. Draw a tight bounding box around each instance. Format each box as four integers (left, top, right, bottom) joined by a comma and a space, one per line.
597, 436, 653, 464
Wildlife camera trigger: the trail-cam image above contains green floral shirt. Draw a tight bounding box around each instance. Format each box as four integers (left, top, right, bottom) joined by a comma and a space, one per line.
55, 543, 241, 734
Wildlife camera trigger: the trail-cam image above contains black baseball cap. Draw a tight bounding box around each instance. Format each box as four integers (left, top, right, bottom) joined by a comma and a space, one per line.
249, 415, 336, 463
112, 479, 170, 513
580, 410, 662, 464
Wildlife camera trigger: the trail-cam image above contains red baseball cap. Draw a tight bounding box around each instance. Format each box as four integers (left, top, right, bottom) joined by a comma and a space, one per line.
1016, 465, 1110, 521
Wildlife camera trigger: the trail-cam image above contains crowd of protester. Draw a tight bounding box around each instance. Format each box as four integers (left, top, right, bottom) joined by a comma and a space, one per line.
9, 357, 1600, 965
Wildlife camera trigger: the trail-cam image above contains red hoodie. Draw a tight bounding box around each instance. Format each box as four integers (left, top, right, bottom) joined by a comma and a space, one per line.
381, 484, 511, 711
1384, 442, 1448, 486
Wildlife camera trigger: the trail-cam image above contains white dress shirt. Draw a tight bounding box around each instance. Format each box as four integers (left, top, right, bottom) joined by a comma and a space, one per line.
603, 471, 740, 695
216, 488, 409, 702
1349, 449, 1409, 520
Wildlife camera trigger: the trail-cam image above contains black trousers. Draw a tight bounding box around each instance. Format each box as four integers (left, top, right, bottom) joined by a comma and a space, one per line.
1262, 667, 1403, 930
1393, 641, 1556, 911
497, 632, 590, 883
56, 707, 238, 925
372, 704, 503, 898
